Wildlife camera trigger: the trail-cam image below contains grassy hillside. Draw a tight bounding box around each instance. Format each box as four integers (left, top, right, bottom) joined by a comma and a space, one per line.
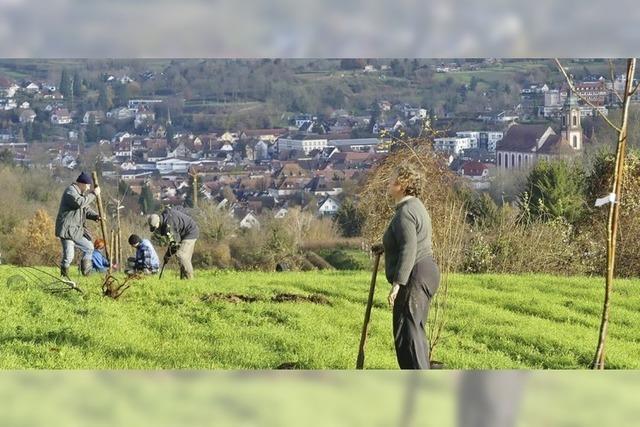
1, 371, 638, 426
0, 266, 638, 369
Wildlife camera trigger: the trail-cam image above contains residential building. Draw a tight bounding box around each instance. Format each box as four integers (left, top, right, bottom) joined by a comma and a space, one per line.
455, 131, 503, 152
156, 158, 191, 174
83, 111, 106, 125
50, 108, 72, 125
19, 109, 37, 123
434, 137, 475, 155
318, 196, 341, 217
520, 83, 548, 116
459, 160, 493, 190
277, 135, 328, 155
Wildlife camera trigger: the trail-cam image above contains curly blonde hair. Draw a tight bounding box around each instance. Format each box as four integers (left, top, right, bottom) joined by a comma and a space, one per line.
394, 164, 423, 198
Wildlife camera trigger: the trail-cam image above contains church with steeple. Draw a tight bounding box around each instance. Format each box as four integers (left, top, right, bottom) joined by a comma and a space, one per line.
496, 91, 585, 171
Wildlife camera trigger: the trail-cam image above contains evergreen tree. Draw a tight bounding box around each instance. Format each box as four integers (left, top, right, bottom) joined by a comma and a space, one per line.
97, 85, 114, 111
73, 71, 84, 97
85, 114, 99, 143
520, 160, 586, 223
59, 69, 73, 99
335, 198, 365, 237
115, 83, 131, 106
368, 101, 381, 133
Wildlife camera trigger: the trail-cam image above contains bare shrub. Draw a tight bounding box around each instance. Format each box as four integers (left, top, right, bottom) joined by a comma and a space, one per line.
10, 209, 59, 267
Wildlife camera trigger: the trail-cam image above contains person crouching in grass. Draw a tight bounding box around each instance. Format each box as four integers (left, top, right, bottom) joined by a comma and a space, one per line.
92, 239, 111, 273
126, 234, 160, 275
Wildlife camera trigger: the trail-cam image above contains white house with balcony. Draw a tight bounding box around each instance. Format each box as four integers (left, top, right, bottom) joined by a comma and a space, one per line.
434, 137, 475, 155
455, 131, 503, 152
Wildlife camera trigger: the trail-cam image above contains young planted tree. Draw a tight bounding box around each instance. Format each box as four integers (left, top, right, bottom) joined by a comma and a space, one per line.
556, 58, 639, 369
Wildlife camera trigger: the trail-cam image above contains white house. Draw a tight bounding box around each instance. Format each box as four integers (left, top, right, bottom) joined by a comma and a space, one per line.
455, 131, 504, 152
255, 140, 270, 161
83, 111, 105, 125
274, 208, 288, 219
50, 108, 72, 125
318, 196, 341, 217
128, 99, 163, 109
239, 212, 260, 229
0, 99, 17, 110
108, 107, 136, 121
220, 131, 239, 143
278, 136, 328, 155
156, 158, 191, 174
19, 109, 37, 123
434, 137, 474, 155
329, 138, 381, 152
23, 82, 40, 93
134, 110, 156, 129
0, 79, 20, 98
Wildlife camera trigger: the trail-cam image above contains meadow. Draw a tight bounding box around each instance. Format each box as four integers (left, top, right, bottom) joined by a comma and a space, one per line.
0, 266, 638, 369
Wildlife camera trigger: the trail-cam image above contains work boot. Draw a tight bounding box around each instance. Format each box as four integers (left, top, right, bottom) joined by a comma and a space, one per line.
60, 265, 70, 278
81, 259, 93, 276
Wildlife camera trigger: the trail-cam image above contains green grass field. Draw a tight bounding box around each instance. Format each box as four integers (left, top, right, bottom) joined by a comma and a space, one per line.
0, 266, 638, 369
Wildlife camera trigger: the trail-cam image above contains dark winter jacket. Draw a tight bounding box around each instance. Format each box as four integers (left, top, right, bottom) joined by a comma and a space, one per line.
155, 208, 199, 244
55, 183, 100, 241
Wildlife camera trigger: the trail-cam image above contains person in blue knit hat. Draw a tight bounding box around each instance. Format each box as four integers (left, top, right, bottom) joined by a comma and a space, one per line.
54, 171, 102, 278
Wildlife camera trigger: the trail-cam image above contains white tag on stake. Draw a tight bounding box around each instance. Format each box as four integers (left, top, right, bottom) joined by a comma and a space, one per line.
595, 193, 617, 207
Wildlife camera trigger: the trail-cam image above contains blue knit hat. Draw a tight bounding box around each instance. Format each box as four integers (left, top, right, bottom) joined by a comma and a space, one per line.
76, 171, 93, 185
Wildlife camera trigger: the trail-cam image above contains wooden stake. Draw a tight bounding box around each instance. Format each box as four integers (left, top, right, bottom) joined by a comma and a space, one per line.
189, 168, 198, 208
110, 230, 115, 267
593, 58, 636, 369
116, 202, 122, 271
92, 171, 111, 274
356, 252, 381, 369
116, 232, 121, 271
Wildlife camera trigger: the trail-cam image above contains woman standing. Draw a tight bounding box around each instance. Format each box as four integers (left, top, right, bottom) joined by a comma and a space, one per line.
375, 165, 440, 369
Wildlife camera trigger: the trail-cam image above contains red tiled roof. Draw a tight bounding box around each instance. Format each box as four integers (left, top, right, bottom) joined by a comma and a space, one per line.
461, 161, 488, 176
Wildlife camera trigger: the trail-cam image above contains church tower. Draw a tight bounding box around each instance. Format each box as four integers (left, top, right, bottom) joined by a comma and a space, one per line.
562, 91, 582, 150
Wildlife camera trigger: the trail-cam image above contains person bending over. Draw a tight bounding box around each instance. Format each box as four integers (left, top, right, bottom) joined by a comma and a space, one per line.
147, 207, 199, 279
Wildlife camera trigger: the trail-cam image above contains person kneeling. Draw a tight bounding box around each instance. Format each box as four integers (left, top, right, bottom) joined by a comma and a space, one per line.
92, 239, 112, 273
126, 234, 160, 275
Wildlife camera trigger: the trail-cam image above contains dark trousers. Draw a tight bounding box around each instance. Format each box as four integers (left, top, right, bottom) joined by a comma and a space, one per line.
392, 256, 440, 369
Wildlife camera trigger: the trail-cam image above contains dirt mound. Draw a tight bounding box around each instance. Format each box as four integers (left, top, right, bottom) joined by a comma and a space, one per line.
199, 292, 331, 305
271, 293, 331, 305
276, 361, 302, 369
200, 293, 259, 303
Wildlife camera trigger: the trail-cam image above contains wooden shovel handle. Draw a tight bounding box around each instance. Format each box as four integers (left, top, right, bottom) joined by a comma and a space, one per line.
356, 252, 381, 369
92, 171, 111, 274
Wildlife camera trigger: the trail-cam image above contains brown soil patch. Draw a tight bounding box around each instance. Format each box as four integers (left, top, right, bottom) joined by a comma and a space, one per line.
271, 293, 331, 305
200, 293, 259, 303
